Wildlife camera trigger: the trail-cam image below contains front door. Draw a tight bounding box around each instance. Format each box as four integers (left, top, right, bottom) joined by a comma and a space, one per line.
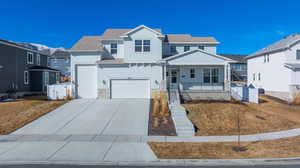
170, 69, 179, 89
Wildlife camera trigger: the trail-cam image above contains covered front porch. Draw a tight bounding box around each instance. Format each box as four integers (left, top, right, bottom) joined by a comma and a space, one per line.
161, 49, 235, 100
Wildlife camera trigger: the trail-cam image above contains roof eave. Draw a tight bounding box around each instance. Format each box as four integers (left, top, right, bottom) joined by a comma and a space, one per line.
168, 41, 220, 44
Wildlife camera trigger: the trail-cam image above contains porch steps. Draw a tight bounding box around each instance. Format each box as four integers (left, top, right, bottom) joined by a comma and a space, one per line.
168, 89, 195, 137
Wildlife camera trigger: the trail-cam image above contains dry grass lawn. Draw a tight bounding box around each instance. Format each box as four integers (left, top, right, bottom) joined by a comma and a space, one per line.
0, 96, 67, 134
183, 95, 300, 136
149, 135, 300, 159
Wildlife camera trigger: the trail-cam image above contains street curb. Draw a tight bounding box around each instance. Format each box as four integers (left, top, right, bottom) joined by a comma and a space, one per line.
0, 157, 300, 166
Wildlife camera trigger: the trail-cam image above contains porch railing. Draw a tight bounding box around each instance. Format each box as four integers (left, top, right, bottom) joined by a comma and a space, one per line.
180, 82, 226, 91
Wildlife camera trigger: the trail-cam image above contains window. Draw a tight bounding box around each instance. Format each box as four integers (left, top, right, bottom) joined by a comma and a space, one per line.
212, 68, 219, 83
198, 45, 204, 50
37, 54, 41, 65
24, 71, 29, 85
264, 55, 266, 63
135, 40, 142, 52
258, 73, 261, 81
267, 54, 269, 62
44, 72, 49, 86
111, 43, 117, 54
135, 40, 150, 52
190, 69, 195, 78
184, 46, 190, 52
232, 64, 242, 71
27, 52, 34, 64
170, 46, 176, 53
143, 40, 150, 52
203, 69, 211, 83
297, 50, 300, 60
253, 73, 255, 81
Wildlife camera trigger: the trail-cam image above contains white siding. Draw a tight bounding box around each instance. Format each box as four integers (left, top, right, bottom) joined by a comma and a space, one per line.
247, 51, 292, 92
123, 28, 162, 63
98, 64, 163, 90
70, 52, 101, 85
179, 65, 224, 90
163, 44, 217, 56
291, 70, 300, 84
285, 41, 300, 63
101, 41, 124, 59
168, 51, 227, 65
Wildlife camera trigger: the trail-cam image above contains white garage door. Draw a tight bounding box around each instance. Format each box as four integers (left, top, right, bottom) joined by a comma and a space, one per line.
76, 65, 97, 98
111, 79, 150, 99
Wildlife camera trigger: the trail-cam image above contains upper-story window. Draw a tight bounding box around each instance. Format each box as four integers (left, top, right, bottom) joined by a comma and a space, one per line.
135, 40, 150, 52
111, 43, 117, 54
190, 69, 195, 79
253, 73, 255, 81
27, 52, 34, 64
184, 46, 190, 52
37, 54, 41, 65
170, 46, 177, 53
198, 45, 204, 50
258, 73, 261, 81
264, 54, 270, 63
297, 50, 300, 60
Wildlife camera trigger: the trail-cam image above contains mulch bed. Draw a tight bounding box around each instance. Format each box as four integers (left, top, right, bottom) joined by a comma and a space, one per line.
148, 99, 177, 136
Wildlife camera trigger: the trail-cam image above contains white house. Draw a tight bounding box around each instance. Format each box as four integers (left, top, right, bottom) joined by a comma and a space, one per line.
69, 25, 234, 100
246, 34, 300, 101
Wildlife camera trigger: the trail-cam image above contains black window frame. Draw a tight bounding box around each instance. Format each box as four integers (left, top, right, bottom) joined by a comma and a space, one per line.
110, 43, 118, 54
184, 46, 190, 52
190, 68, 195, 79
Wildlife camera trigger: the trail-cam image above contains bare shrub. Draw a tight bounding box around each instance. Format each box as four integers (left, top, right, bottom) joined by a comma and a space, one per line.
292, 93, 300, 105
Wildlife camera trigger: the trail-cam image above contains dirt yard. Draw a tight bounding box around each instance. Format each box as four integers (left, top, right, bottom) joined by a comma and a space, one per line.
0, 96, 68, 134
149, 135, 300, 159
183, 95, 300, 136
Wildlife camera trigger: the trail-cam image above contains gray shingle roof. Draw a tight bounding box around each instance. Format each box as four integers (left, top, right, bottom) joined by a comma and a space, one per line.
248, 34, 300, 58
70, 36, 102, 51
101, 28, 162, 40
219, 54, 247, 63
165, 34, 219, 44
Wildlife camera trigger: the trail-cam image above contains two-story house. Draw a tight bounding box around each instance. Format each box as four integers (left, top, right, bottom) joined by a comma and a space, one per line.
220, 54, 247, 82
246, 34, 300, 101
48, 49, 71, 78
0, 39, 60, 97
70, 25, 235, 100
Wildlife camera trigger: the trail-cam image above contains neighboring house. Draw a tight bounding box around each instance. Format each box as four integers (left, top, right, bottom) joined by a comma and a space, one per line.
48, 50, 71, 77
246, 34, 300, 101
69, 25, 235, 100
220, 54, 247, 82
0, 39, 60, 96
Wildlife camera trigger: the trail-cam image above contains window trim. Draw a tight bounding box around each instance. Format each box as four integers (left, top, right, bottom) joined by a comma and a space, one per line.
198, 45, 204, 50
110, 43, 118, 54
184, 46, 190, 52
297, 50, 300, 60
24, 71, 29, 85
134, 40, 150, 53
27, 52, 34, 64
190, 68, 195, 79
170, 45, 176, 53
37, 54, 41, 65
203, 68, 219, 84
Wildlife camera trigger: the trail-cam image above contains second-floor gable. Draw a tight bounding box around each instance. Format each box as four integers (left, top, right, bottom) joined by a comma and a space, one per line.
71, 25, 220, 63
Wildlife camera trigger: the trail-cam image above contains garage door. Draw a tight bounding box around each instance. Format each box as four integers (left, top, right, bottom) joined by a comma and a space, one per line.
76, 65, 97, 98
111, 79, 150, 99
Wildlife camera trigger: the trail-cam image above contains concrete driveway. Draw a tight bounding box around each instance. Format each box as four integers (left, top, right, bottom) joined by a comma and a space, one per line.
13, 99, 150, 136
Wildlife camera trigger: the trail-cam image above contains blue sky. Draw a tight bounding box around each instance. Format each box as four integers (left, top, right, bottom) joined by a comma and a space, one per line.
1, 0, 299, 55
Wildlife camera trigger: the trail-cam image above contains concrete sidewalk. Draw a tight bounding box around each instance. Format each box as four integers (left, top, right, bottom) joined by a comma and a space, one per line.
3, 126, 300, 143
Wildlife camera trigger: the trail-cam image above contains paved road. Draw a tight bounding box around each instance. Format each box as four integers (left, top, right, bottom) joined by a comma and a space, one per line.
1, 164, 300, 168
13, 99, 150, 135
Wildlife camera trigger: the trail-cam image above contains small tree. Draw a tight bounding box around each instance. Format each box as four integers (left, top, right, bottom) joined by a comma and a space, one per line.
232, 107, 247, 152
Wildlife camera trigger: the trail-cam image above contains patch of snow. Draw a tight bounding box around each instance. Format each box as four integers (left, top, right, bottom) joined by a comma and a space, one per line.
30, 43, 66, 55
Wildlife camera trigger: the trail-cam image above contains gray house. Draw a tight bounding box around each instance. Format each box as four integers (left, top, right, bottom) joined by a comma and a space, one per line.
220, 54, 247, 82
48, 49, 70, 78
0, 39, 59, 97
